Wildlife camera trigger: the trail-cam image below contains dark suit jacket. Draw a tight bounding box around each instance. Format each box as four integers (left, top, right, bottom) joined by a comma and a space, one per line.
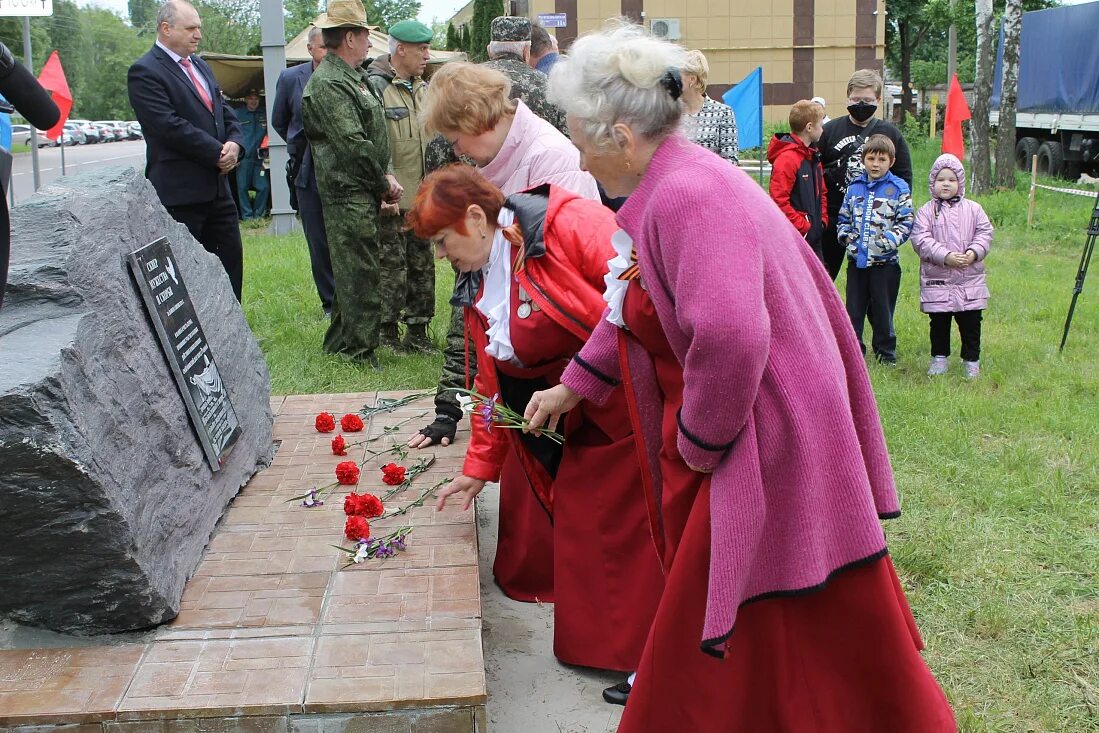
272, 61, 320, 193
127, 45, 244, 207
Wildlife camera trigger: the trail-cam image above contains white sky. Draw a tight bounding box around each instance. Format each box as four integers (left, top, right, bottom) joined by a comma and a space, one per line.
83, 0, 470, 27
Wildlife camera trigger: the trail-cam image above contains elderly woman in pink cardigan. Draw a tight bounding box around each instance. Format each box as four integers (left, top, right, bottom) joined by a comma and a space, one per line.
525, 22, 957, 732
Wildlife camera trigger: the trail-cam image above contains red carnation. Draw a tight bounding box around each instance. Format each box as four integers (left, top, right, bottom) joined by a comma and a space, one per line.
331, 435, 348, 456
344, 515, 371, 542
335, 460, 360, 485
340, 413, 365, 432
381, 463, 407, 486
315, 412, 336, 433
343, 491, 384, 518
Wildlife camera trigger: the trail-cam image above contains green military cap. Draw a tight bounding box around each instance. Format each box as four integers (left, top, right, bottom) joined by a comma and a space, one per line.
389, 19, 433, 43
490, 15, 532, 42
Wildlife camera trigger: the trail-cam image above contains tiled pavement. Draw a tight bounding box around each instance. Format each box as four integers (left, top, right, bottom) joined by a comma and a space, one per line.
0, 392, 486, 733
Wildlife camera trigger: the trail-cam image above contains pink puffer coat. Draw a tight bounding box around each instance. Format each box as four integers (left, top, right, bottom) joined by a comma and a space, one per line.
911, 154, 993, 313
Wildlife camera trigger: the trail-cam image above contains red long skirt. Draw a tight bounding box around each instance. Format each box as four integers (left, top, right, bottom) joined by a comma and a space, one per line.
618, 281, 956, 732
489, 279, 662, 671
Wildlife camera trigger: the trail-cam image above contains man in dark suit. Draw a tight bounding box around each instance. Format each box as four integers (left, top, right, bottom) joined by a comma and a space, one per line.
271, 26, 334, 316
127, 0, 246, 301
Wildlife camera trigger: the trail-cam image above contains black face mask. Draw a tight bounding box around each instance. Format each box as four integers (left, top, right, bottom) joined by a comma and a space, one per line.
847, 101, 877, 123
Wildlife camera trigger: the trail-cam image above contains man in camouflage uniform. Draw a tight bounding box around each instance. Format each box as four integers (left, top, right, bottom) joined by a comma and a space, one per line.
410, 15, 572, 448
366, 19, 436, 353
302, 0, 403, 367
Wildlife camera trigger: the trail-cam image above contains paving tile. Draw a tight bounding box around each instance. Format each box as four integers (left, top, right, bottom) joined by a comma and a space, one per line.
105, 716, 288, 733
304, 631, 485, 713
117, 637, 313, 720
168, 572, 330, 631
0, 645, 145, 726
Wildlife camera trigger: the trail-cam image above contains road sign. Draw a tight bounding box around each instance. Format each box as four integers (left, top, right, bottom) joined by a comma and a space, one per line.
0, 0, 52, 16
537, 12, 566, 28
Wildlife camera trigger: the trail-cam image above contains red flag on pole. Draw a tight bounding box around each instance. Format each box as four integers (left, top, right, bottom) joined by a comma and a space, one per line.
37, 51, 73, 142
942, 74, 971, 159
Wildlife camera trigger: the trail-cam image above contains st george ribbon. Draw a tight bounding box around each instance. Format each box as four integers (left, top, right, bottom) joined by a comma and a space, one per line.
127, 237, 241, 470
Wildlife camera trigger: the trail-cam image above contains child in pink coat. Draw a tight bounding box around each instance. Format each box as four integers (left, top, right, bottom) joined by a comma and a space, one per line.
911, 154, 993, 378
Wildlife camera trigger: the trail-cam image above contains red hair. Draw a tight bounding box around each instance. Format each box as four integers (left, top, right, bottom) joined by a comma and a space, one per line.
406, 164, 505, 239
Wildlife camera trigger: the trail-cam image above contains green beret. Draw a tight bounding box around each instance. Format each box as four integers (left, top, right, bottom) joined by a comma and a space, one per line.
389, 19, 433, 43
490, 15, 531, 42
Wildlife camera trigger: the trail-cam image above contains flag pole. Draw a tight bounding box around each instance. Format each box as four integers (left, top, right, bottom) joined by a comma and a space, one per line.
21, 16, 40, 192
757, 66, 764, 187
60, 132, 65, 175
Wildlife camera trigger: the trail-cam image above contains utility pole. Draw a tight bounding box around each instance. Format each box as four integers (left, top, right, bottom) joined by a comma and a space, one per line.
22, 17, 40, 192
259, 0, 294, 235
947, 0, 958, 85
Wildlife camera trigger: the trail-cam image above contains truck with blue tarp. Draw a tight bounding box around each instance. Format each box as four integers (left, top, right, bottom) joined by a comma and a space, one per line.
991, 1, 1099, 178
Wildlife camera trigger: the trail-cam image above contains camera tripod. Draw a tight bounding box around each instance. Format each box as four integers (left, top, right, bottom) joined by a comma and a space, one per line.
1059, 191, 1099, 351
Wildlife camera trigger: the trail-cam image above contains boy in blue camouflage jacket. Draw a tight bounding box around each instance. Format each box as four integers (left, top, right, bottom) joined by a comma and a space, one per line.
838, 133, 914, 365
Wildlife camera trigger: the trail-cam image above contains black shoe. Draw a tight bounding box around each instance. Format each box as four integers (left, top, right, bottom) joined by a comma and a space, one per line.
602, 680, 631, 706
379, 323, 401, 350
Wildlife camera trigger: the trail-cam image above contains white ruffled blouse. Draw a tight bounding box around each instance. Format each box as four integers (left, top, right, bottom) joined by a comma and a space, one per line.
475, 208, 518, 363
603, 229, 634, 328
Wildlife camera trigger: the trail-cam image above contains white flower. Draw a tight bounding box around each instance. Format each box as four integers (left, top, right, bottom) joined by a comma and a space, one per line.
457, 393, 475, 416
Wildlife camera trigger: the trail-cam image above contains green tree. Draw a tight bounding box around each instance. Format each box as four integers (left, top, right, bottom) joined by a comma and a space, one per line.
81, 8, 148, 120
47, 0, 90, 111
284, 0, 320, 42
445, 22, 458, 51
0, 18, 52, 74
367, 0, 422, 32
192, 0, 260, 55
128, 0, 159, 35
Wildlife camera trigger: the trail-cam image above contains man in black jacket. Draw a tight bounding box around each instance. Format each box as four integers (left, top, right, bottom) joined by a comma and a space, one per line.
819, 69, 912, 281
0, 41, 59, 311
127, 0, 246, 300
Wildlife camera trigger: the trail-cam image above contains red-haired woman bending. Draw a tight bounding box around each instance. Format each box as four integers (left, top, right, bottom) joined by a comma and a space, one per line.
407, 165, 662, 674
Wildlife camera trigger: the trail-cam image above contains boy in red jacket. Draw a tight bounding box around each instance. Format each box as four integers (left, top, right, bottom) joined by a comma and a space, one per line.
767, 100, 828, 263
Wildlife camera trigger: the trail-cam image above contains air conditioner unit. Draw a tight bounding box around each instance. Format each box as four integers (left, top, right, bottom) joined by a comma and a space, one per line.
650, 18, 681, 41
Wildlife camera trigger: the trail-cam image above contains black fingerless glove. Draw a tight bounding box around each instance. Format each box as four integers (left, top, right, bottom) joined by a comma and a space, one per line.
417, 414, 457, 445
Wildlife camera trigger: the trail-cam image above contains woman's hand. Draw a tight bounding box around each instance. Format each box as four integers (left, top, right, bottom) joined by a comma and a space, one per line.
523, 384, 582, 434
435, 474, 486, 512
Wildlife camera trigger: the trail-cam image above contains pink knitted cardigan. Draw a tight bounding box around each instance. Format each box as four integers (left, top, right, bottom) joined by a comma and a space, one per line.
560, 135, 901, 656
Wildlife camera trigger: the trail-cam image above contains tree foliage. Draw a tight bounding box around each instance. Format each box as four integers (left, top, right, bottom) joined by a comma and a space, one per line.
445, 22, 458, 51
128, 0, 158, 35
284, 0, 320, 42
367, 0, 422, 32
192, 0, 260, 55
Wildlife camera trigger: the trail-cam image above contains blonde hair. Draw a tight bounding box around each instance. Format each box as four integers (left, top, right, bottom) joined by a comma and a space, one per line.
682, 49, 709, 92
789, 99, 824, 133
547, 20, 686, 151
846, 68, 883, 99
421, 62, 515, 136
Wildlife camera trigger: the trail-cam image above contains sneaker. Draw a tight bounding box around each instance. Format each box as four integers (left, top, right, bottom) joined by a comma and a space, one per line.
927, 356, 949, 376
963, 360, 980, 379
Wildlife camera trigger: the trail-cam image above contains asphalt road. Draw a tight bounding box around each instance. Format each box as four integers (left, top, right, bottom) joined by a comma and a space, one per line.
8, 140, 147, 206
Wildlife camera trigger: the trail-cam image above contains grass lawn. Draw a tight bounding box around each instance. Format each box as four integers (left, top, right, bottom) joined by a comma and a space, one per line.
241, 141, 1098, 731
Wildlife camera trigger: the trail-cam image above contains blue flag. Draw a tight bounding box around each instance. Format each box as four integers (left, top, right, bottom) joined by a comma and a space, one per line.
723, 66, 763, 149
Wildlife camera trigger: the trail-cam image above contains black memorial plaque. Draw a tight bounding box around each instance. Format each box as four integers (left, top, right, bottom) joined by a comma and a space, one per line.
127, 237, 241, 470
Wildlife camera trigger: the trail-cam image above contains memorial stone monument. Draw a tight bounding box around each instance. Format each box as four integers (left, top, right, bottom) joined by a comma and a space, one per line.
0, 167, 274, 635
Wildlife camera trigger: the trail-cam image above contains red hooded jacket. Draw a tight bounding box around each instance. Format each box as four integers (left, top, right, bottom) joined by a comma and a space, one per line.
766, 133, 828, 257
461, 184, 620, 510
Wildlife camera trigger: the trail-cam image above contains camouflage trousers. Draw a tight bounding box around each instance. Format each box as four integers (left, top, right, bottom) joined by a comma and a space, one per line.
377, 212, 436, 326
434, 301, 479, 419
320, 198, 382, 361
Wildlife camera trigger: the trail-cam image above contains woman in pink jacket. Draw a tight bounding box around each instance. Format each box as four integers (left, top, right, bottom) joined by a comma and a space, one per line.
911, 153, 993, 378
524, 22, 956, 731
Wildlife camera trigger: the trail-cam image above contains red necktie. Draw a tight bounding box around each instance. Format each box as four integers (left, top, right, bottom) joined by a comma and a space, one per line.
179, 57, 213, 114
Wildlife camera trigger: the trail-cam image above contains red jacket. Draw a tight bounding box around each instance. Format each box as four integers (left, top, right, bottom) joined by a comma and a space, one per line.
766, 133, 828, 256
462, 185, 620, 509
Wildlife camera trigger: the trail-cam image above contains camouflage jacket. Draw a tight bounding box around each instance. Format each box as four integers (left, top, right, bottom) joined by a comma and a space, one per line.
366, 55, 428, 209
302, 53, 391, 203
483, 54, 569, 138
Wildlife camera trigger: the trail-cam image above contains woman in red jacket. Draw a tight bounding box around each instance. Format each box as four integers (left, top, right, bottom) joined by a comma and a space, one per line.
406, 164, 663, 675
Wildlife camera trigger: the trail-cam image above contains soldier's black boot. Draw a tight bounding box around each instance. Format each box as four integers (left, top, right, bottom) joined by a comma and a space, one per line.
402, 324, 435, 354
379, 323, 402, 351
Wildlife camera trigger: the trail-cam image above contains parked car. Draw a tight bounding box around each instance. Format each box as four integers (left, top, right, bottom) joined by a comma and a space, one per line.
70, 119, 101, 144
93, 123, 116, 142
125, 121, 143, 140
16, 127, 73, 148
63, 122, 86, 145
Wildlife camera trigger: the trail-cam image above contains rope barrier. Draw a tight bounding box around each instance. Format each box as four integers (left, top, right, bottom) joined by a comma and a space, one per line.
1033, 183, 1096, 198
